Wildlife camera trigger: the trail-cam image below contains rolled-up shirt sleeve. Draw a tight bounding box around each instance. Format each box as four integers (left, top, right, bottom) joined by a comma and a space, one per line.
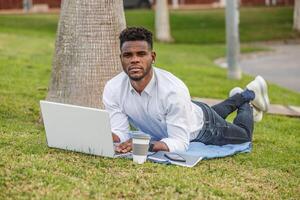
103, 84, 130, 143
160, 92, 191, 152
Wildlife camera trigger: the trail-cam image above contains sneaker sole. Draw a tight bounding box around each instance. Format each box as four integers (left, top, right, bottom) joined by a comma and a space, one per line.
252, 106, 263, 122
256, 76, 270, 112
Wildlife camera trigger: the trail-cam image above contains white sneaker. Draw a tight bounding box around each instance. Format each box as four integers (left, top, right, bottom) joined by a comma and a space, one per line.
229, 87, 243, 97
251, 105, 263, 122
246, 75, 270, 112
229, 87, 263, 122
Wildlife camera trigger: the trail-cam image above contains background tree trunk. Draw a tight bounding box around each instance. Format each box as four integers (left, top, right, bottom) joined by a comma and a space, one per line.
155, 0, 173, 42
294, 0, 300, 32
46, 0, 126, 109
172, 0, 179, 9
23, 0, 32, 12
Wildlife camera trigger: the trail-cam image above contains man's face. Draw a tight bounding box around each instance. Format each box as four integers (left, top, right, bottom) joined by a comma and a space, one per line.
120, 41, 156, 81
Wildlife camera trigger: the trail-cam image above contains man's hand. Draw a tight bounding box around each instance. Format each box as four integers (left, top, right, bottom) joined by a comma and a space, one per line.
151, 141, 169, 152
115, 139, 132, 153
112, 133, 120, 143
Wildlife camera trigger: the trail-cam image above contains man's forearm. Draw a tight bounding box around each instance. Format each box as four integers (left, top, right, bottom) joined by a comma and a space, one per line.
152, 141, 169, 152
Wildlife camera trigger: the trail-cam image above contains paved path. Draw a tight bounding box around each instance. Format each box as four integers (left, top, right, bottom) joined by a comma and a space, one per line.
215, 41, 300, 93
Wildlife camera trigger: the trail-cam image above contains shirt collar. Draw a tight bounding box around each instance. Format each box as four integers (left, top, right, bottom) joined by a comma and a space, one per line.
129, 69, 156, 96
143, 70, 156, 96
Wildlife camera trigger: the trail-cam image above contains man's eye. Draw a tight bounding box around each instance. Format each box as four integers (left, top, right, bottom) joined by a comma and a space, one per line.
138, 52, 147, 56
123, 54, 131, 58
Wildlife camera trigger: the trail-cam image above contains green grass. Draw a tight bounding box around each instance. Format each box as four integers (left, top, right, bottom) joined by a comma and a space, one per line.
1, 7, 299, 43
1, 7, 300, 199
125, 7, 300, 43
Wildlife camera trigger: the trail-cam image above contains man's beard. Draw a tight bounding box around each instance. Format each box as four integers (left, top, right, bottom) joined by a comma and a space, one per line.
128, 65, 152, 81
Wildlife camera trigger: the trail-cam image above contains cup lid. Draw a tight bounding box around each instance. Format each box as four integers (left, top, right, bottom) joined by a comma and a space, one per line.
132, 133, 151, 140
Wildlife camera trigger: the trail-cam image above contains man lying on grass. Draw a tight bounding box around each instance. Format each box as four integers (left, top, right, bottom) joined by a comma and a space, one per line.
103, 27, 270, 153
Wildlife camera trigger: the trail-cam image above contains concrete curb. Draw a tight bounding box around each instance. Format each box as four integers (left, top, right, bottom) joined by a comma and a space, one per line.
192, 97, 300, 117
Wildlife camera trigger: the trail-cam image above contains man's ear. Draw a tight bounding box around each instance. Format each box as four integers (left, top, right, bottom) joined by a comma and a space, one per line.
151, 51, 156, 63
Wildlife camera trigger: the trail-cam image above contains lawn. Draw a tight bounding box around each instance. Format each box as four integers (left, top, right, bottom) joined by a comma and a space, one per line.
0, 7, 300, 199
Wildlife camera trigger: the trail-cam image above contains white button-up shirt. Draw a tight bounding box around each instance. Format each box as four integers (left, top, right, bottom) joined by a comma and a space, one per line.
103, 67, 204, 152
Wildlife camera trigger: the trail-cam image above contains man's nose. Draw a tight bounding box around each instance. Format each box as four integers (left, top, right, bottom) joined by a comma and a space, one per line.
131, 55, 140, 63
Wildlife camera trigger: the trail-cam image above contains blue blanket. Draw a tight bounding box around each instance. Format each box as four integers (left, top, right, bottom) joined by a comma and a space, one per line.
147, 142, 252, 167
129, 131, 252, 166
181, 142, 252, 160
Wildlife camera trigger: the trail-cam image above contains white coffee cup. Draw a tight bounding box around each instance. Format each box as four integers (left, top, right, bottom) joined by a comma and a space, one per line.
132, 133, 151, 164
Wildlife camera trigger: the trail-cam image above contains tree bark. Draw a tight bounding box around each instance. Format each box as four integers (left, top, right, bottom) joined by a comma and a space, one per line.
294, 0, 300, 32
46, 0, 126, 109
155, 0, 173, 42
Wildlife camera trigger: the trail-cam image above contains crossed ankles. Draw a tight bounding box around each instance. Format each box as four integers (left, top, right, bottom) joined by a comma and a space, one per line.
229, 75, 270, 123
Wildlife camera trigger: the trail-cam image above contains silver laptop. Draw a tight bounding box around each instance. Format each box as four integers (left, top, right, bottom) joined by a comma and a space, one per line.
40, 100, 129, 158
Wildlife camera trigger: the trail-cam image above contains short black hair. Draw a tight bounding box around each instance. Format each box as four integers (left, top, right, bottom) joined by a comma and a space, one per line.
119, 27, 153, 50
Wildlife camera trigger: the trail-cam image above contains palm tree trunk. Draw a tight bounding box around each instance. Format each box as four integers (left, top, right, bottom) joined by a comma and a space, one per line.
46, 0, 126, 109
23, 0, 32, 12
294, 0, 300, 32
155, 0, 173, 42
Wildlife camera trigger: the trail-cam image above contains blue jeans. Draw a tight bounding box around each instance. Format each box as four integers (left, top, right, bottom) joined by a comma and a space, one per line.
192, 94, 254, 145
